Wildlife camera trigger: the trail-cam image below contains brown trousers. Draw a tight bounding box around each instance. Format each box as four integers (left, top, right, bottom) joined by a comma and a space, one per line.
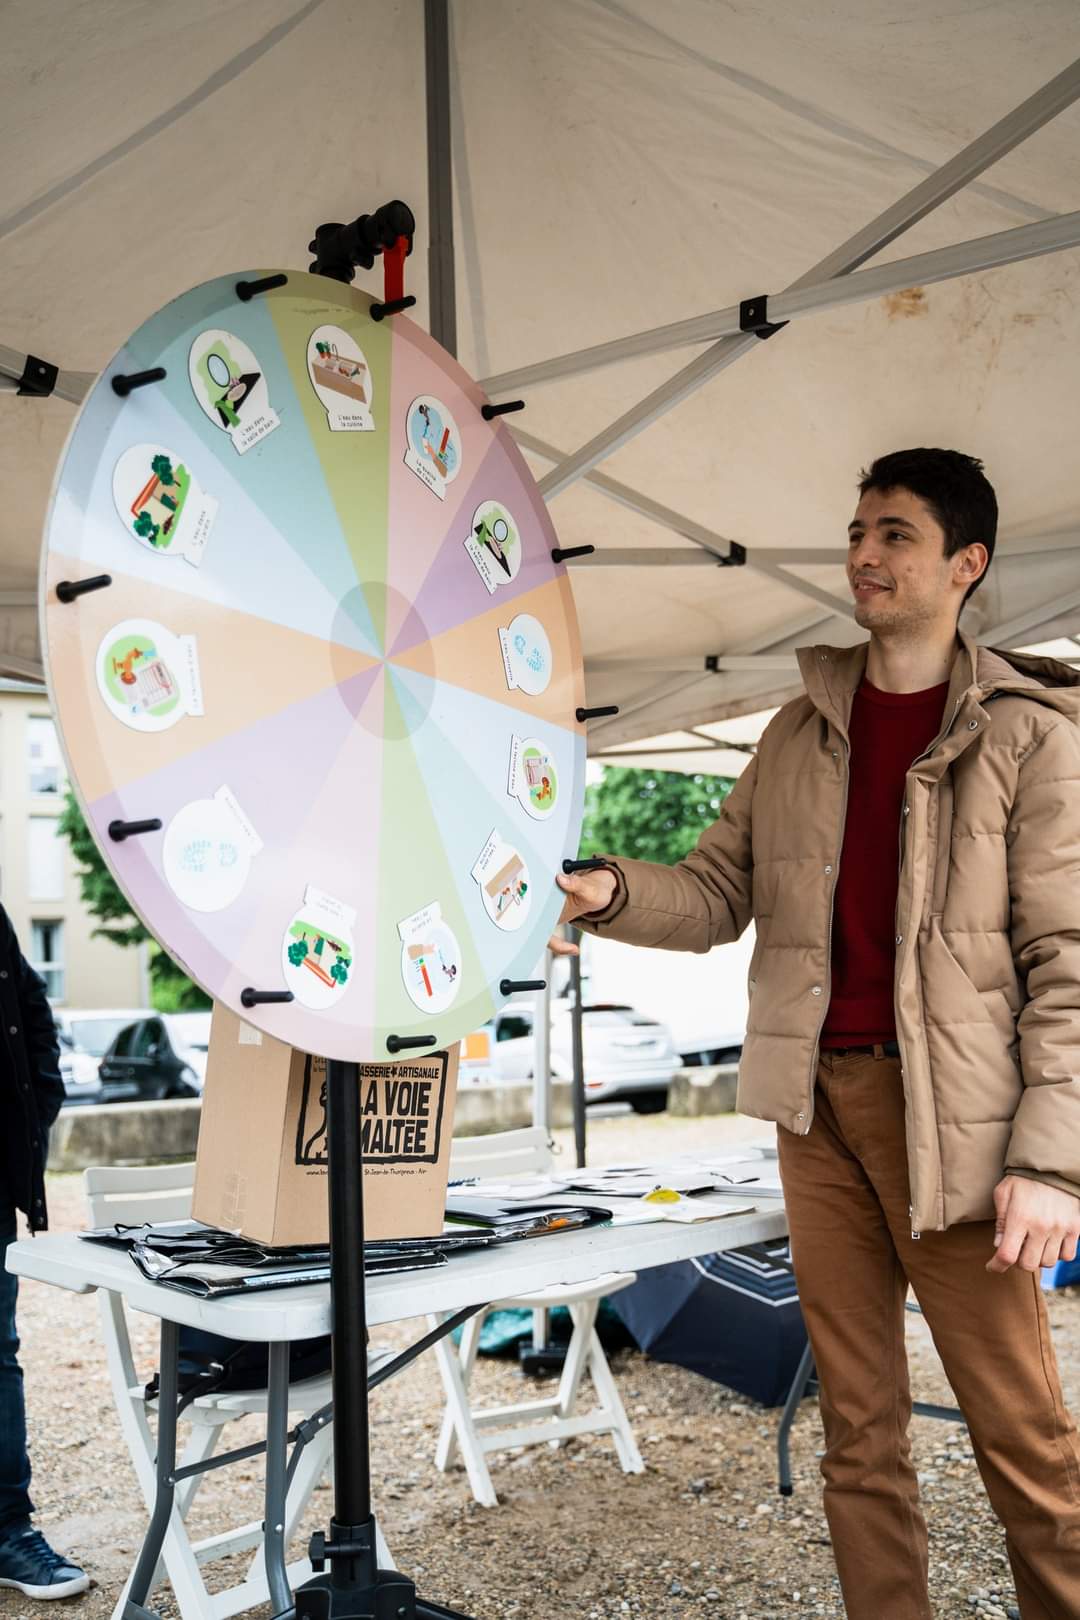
776, 1048, 1080, 1619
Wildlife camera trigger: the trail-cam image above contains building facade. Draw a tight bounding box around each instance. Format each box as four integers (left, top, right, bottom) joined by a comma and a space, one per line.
0, 679, 146, 1009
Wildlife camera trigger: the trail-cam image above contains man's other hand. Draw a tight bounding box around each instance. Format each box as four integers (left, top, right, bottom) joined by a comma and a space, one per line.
986, 1176, 1080, 1274
549, 868, 618, 957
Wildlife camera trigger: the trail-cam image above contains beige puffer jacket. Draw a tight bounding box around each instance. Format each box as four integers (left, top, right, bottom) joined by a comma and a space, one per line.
582, 632, 1080, 1233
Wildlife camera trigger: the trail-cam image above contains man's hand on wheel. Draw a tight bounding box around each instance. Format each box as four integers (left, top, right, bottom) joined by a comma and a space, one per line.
549, 867, 618, 956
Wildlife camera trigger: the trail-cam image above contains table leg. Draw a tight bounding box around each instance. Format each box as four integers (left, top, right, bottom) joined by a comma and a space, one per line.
123, 1318, 180, 1620
263, 1341, 294, 1618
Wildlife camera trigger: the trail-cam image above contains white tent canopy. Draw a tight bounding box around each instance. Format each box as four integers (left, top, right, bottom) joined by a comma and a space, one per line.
3, 0, 1080, 746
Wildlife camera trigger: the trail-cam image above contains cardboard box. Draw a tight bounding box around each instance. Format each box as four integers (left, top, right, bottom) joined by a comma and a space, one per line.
193, 1004, 458, 1245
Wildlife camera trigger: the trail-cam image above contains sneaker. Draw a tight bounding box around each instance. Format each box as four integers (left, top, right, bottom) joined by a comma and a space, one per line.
0, 1523, 90, 1598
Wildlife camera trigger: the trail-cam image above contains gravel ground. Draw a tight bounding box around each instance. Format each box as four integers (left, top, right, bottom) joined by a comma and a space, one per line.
5, 1108, 1080, 1620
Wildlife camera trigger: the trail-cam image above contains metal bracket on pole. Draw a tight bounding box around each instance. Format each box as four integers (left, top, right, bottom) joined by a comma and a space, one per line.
16, 353, 58, 396
738, 296, 786, 339
715, 542, 747, 567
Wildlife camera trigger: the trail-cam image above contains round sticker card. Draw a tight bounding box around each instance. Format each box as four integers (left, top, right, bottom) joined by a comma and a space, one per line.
95, 619, 203, 733
282, 886, 356, 1011
498, 612, 552, 696
162, 787, 263, 912
508, 734, 559, 821
464, 499, 522, 595
112, 443, 217, 566
471, 830, 532, 932
189, 329, 280, 454
398, 901, 463, 1014
307, 325, 374, 432
404, 395, 461, 499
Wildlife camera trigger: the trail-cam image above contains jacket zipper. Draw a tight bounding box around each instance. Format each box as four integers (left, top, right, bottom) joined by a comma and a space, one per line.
805, 734, 851, 1132
896, 696, 964, 1239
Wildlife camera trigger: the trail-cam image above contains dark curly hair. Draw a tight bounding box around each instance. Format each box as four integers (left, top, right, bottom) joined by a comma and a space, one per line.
857, 448, 997, 606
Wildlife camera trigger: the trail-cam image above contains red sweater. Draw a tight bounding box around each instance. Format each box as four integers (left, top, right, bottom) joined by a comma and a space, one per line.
820, 677, 949, 1048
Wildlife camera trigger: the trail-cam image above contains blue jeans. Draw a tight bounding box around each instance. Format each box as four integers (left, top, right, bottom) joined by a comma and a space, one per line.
0, 1213, 33, 1531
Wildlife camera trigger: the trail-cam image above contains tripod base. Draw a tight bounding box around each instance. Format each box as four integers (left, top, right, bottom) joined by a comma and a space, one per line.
294, 1517, 477, 1620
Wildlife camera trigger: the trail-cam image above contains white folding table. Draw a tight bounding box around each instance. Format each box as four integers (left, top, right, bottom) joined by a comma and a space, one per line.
8, 1201, 788, 1618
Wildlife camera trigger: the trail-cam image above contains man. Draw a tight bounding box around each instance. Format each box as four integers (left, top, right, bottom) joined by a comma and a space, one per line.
0, 903, 89, 1598
556, 448, 1080, 1618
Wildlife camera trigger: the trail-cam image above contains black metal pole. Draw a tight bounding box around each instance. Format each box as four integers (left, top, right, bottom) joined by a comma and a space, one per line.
294, 1053, 477, 1618
424, 0, 457, 356
326, 1057, 372, 1533
567, 930, 587, 1169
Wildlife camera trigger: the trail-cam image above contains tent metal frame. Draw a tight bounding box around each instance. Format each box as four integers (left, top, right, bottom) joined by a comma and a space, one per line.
525, 56, 1080, 503
3, 45, 1079, 714
481, 207, 1080, 397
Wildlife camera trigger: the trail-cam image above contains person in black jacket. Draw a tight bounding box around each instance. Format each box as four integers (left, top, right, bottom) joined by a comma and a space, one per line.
0, 905, 89, 1597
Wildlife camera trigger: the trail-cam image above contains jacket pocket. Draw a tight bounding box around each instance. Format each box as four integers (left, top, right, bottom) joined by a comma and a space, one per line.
919, 918, 1021, 1122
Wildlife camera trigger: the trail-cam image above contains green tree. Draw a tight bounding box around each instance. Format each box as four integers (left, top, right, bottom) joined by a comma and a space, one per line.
330, 956, 350, 987
132, 510, 161, 545
579, 765, 739, 867
57, 788, 210, 1010
150, 453, 174, 484
287, 939, 309, 967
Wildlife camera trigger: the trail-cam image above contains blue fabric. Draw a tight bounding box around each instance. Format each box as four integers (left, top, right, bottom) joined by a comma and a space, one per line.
0, 1215, 33, 1531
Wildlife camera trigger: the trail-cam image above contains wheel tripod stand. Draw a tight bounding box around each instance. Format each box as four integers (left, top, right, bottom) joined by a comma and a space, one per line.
292, 1058, 477, 1620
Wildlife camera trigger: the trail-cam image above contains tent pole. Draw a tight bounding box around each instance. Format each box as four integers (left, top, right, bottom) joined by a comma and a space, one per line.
530, 955, 552, 1136
482, 208, 1080, 395
588, 655, 802, 674
424, 0, 457, 356
568, 936, 587, 1169
535, 56, 1080, 502
985, 585, 1080, 645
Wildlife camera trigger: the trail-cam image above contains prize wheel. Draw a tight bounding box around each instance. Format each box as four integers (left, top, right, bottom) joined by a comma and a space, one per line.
41, 271, 586, 1061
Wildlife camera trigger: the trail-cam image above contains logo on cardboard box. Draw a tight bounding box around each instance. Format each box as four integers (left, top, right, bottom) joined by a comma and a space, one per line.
295, 1053, 449, 1167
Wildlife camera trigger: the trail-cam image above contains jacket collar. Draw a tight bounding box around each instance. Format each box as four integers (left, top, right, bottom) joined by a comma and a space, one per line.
797, 628, 1080, 773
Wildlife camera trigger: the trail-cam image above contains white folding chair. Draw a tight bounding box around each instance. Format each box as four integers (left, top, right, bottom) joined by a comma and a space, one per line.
84, 1162, 356, 1620
428, 1127, 644, 1507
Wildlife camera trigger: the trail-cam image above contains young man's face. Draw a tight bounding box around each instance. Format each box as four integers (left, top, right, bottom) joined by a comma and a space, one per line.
846, 485, 983, 638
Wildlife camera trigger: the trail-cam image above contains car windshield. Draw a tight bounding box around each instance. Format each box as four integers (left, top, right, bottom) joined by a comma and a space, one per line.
163, 1013, 211, 1052
67, 1017, 139, 1057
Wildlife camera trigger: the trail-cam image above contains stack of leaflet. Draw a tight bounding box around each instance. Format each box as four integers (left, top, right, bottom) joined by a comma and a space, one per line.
80, 1201, 617, 1299
80, 1220, 455, 1298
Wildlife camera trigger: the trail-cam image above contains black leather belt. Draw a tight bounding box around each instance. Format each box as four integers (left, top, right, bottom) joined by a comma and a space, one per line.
827, 1040, 900, 1059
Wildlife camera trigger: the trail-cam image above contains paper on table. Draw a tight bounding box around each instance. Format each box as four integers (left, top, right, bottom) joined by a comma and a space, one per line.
658, 1197, 757, 1223
456, 1176, 570, 1200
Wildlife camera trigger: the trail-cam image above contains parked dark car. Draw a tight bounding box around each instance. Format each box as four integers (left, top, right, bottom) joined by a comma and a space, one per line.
97, 1013, 210, 1103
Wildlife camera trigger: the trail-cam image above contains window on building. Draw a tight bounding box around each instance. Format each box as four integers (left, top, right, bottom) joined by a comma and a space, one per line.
30, 919, 64, 1002
28, 816, 65, 900
27, 716, 63, 795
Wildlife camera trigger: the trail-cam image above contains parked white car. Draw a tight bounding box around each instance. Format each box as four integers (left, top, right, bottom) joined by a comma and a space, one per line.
54, 1007, 148, 1106
461, 1001, 682, 1113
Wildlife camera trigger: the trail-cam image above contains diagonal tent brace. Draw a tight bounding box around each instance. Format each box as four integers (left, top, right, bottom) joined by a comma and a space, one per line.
482, 209, 1080, 396
516, 426, 857, 626
531, 56, 1080, 504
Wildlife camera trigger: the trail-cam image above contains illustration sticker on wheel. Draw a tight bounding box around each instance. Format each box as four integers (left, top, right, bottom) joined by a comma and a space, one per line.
189, 328, 280, 454
508, 734, 559, 821
112, 443, 217, 566
307, 325, 374, 433
95, 619, 203, 733
403, 394, 460, 498
162, 786, 263, 913
41, 269, 587, 1059
464, 499, 522, 594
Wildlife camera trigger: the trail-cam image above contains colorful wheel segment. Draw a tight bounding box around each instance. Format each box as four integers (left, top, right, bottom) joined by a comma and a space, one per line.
41, 271, 586, 1061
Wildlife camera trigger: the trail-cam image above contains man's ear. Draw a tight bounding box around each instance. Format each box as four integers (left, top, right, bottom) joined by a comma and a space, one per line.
955, 543, 988, 586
